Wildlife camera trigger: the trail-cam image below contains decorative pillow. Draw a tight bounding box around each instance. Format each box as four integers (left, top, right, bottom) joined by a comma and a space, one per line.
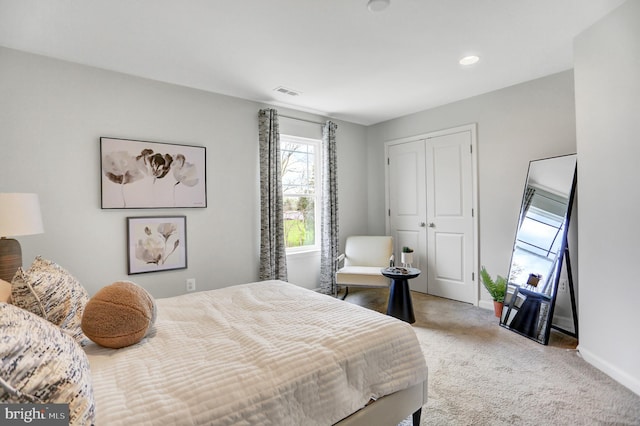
11, 256, 90, 346
0, 278, 11, 303
81, 281, 156, 349
0, 303, 95, 425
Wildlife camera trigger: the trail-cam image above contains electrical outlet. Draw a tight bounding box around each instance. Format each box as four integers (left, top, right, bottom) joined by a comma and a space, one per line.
559, 279, 567, 293
186, 278, 196, 292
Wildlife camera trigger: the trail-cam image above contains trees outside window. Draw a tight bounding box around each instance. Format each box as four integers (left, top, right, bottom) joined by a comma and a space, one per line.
281, 135, 321, 251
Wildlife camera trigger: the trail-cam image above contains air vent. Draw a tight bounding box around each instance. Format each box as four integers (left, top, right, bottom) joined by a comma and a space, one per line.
274, 86, 301, 96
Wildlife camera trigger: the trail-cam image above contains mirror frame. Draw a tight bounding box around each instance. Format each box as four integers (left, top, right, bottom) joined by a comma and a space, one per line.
500, 154, 577, 345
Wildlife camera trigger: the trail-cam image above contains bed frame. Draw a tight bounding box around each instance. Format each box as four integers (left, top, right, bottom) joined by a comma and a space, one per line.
336, 378, 427, 426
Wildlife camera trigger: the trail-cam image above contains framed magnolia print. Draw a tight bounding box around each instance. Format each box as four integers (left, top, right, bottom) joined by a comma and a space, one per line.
127, 216, 187, 275
101, 137, 206, 209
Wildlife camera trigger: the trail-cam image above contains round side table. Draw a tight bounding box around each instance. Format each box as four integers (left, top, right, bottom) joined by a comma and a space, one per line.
381, 267, 421, 324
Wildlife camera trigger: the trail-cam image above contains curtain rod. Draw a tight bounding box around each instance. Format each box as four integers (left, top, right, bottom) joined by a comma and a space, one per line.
279, 114, 326, 125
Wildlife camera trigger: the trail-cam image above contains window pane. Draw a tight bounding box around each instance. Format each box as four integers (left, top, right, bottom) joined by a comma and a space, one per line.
516, 206, 564, 259
516, 219, 559, 257
281, 142, 315, 195
283, 196, 315, 248
281, 134, 320, 252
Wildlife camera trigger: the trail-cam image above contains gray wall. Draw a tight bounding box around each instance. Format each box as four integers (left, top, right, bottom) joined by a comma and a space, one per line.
366, 71, 578, 308
574, 0, 640, 395
0, 46, 368, 297
3, 11, 638, 394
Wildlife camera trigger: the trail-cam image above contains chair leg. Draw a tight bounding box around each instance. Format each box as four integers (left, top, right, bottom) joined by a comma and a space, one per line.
341, 286, 349, 300
412, 408, 422, 426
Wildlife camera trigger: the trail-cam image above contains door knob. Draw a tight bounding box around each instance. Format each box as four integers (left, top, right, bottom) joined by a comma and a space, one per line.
428, 222, 435, 228
419, 222, 426, 227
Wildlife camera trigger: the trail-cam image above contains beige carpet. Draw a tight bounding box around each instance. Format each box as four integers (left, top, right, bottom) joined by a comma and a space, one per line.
343, 288, 640, 425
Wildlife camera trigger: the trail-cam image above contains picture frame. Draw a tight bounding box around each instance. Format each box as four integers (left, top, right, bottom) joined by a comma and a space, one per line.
101, 137, 206, 209
127, 216, 187, 275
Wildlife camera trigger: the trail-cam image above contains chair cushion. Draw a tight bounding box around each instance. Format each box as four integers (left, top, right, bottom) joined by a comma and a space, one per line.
336, 266, 390, 287
344, 236, 393, 267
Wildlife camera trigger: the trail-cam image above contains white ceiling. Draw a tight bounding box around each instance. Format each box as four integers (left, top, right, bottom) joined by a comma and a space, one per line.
0, 0, 626, 125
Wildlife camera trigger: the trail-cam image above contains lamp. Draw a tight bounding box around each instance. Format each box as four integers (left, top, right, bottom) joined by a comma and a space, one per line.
0, 193, 44, 282
367, 0, 390, 12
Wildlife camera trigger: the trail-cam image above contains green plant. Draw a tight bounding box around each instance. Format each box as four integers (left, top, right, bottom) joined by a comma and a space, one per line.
402, 246, 414, 253
480, 266, 507, 303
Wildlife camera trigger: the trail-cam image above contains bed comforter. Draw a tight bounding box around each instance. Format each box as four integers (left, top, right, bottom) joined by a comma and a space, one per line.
85, 280, 428, 425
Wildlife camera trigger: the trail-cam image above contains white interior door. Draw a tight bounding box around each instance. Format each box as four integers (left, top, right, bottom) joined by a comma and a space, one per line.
425, 130, 475, 304
387, 140, 428, 293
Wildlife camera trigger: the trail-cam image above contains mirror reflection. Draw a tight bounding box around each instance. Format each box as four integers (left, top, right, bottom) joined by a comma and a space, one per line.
500, 154, 577, 344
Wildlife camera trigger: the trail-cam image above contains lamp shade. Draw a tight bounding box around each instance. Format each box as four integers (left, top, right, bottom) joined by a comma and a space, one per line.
0, 193, 44, 237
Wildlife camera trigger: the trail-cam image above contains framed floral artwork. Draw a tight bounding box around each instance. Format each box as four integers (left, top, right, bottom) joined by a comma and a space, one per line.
101, 137, 206, 209
127, 216, 187, 274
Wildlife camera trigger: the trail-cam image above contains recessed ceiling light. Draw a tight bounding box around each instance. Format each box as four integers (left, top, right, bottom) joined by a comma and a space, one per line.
367, 0, 390, 12
459, 55, 480, 66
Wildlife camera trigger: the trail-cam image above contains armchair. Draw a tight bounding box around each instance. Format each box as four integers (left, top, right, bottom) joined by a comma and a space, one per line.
335, 236, 394, 298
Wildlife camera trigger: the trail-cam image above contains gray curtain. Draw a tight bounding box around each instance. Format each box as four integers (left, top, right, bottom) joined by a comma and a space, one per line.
320, 121, 339, 294
258, 109, 288, 281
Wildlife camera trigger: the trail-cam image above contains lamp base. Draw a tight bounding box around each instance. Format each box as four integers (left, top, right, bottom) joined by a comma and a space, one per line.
0, 238, 22, 282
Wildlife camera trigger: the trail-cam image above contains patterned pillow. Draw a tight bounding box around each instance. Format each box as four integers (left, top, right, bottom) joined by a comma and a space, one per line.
11, 256, 90, 346
0, 303, 95, 425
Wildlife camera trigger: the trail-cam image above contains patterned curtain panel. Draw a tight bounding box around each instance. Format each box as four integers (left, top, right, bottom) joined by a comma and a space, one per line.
320, 121, 339, 295
258, 109, 288, 281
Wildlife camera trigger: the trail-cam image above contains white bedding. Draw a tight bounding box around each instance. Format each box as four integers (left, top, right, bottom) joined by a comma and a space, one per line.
85, 280, 428, 425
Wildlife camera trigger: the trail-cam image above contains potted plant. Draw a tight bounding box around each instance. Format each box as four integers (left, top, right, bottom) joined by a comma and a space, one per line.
480, 266, 507, 318
401, 246, 414, 267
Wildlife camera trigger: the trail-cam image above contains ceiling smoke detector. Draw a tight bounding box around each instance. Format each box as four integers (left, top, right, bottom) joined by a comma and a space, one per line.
367, 0, 390, 12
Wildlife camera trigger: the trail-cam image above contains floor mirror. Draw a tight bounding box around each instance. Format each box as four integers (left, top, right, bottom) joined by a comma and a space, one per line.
500, 154, 577, 345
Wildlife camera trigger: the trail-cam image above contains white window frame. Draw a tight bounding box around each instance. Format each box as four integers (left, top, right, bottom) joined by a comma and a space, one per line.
281, 134, 322, 254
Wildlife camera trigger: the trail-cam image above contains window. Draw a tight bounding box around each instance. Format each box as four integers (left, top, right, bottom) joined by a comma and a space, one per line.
516, 192, 567, 259
281, 134, 321, 252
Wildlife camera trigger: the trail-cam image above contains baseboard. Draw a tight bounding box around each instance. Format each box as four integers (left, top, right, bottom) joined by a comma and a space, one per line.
551, 314, 575, 334
478, 299, 494, 311
578, 345, 640, 396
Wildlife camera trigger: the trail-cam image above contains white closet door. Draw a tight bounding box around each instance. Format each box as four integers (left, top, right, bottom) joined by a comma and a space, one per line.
425, 130, 475, 304
387, 139, 428, 293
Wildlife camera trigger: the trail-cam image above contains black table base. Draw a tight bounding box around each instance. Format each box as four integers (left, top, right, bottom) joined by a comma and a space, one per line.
386, 278, 416, 323
382, 267, 420, 324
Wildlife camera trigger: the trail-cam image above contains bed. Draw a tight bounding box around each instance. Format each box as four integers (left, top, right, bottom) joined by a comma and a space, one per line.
85, 280, 428, 425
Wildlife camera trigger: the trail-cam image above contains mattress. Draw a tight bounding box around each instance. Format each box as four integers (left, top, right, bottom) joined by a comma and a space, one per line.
85, 280, 428, 425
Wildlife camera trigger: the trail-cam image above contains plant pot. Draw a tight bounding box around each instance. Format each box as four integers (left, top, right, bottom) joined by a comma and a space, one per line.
401, 252, 413, 266
493, 301, 504, 318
